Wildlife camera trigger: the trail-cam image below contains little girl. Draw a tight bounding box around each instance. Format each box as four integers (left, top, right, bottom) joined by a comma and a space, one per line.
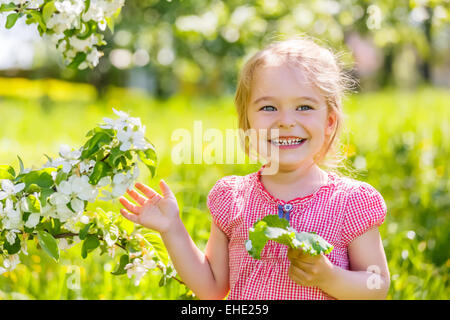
119, 36, 390, 300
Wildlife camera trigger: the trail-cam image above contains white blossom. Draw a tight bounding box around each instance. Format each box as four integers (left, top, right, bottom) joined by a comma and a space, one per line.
5, 229, 20, 245
0, 254, 21, 275
0, 180, 25, 200
117, 126, 149, 151
79, 159, 96, 174
112, 172, 134, 196
97, 176, 111, 188
141, 251, 157, 269
24, 212, 41, 229
124, 258, 148, 286
44, 145, 81, 173
57, 238, 71, 250
46, 1, 83, 34
124, 250, 157, 285
107, 246, 116, 258
3, 201, 23, 230
50, 175, 98, 214
59, 144, 82, 161
40, 203, 59, 220
79, 214, 90, 224
100, 108, 131, 131
86, 47, 103, 66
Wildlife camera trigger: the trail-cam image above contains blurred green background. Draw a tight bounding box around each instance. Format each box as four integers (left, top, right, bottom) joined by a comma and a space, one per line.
0, 0, 449, 300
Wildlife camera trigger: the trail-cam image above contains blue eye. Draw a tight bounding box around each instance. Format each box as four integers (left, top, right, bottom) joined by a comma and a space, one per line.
297, 105, 312, 111
260, 105, 276, 111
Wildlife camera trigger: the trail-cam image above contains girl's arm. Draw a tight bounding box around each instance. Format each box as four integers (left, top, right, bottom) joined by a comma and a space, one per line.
319, 227, 390, 299
119, 181, 229, 300
288, 227, 390, 299
160, 219, 230, 300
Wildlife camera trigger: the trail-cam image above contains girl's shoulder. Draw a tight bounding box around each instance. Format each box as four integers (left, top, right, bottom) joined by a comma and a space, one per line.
208, 172, 257, 196
332, 174, 387, 245
328, 171, 384, 199
207, 172, 256, 238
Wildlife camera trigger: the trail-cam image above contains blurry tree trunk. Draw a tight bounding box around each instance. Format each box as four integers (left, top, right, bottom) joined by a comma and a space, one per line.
380, 46, 394, 87
420, 6, 433, 83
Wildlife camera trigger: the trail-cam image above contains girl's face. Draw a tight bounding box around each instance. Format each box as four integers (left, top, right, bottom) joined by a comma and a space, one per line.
247, 63, 336, 171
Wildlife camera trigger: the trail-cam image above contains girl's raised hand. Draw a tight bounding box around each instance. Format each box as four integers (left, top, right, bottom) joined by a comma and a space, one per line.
119, 180, 180, 234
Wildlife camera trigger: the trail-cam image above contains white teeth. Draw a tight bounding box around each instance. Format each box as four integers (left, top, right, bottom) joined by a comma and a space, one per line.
271, 138, 305, 146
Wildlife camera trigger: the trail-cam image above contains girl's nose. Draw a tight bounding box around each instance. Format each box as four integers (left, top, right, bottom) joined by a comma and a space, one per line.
277, 112, 295, 129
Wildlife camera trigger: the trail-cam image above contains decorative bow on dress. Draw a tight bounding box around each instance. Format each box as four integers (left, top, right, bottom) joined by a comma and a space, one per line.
278, 203, 293, 223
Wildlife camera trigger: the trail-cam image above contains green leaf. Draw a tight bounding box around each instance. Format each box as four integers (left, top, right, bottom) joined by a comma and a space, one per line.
137, 148, 157, 178
293, 231, 334, 256
84, 0, 91, 13
77, 20, 97, 40
19, 168, 56, 189
85, 127, 115, 138
89, 161, 110, 185
81, 131, 112, 159
105, 5, 122, 32
42, 218, 61, 235
0, 165, 15, 177
79, 222, 93, 240
27, 194, 41, 213
25, 183, 41, 194
39, 187, 55, 206
25, 10, 46, 32
37, 230, 60, 262
42, 0, 56, 23
106, 146, 124, 168
142, 231, 169, 265
54, 170, 68, 185
5, 12, 19, 29
81, 235, 100, 259
63, 28, 77, 38
111, 254, 129, 275
0, 165, 15, 180
118, 217, 134, 236
246, 215, 334, 259
0, 3, 17, 12
17, 156, 25, 174
67, 52, 87, 69
3, 234, 21, 255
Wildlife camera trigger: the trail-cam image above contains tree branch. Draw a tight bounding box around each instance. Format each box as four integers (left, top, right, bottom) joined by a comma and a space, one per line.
44, 231, 186, 286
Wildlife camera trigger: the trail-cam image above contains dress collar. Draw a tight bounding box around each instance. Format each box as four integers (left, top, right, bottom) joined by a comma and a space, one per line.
253, 165, 337, 206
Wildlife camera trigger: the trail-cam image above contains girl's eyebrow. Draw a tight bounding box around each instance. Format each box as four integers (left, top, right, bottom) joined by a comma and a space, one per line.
252, 96, 319, 105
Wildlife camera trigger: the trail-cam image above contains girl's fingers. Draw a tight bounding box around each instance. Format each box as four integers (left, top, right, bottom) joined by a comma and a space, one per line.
289, 264, 312, 286
120, 208, 139, 223
135, 182, 162, 203
127, 189, 147, 205
119, 197, 140, 214
159, 179, 175, 199
290, 259, 314, 272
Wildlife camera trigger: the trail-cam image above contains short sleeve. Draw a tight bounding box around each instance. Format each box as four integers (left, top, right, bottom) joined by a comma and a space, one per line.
207, 177, 234, 238
342, 182, 387, 246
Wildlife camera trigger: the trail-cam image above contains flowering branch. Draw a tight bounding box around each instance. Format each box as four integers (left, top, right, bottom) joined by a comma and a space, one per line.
0, 0, 126, 69
0, 108, 184, 289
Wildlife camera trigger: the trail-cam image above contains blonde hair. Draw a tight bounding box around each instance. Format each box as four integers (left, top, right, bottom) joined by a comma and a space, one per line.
234, 35, 356, 172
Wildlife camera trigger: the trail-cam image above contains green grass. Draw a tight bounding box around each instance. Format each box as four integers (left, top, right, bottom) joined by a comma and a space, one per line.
0, 80, 448, 299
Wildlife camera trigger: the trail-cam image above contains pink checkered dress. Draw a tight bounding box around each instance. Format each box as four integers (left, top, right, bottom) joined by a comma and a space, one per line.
207, 167, 387, 300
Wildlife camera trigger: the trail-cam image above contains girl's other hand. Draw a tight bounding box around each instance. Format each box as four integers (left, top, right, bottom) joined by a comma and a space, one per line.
119, 180, 180, 235
287, 247, 335, 289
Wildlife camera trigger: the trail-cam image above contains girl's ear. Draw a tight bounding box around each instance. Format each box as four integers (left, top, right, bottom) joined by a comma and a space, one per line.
325, 110, 337, 136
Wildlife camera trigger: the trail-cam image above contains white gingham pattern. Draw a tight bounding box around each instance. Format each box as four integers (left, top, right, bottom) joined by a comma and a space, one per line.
206, 167, 387, 300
